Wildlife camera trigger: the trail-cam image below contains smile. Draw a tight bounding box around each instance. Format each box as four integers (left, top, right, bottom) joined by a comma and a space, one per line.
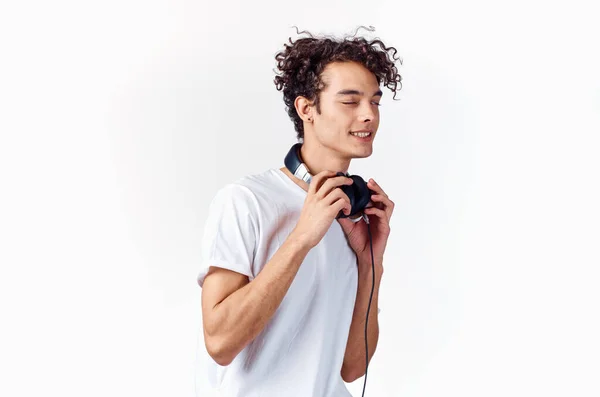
350, 131, 373, 142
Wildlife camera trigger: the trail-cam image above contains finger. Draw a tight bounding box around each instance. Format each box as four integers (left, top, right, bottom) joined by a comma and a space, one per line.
364, 206, 391, 225
308, 170, 337, 196
317, 175, 353, 199
370, 194, 395, 217
369, 195, 386, 211
367, 178, 388, 197
325, 187, 350, 207
333, 197, 352, 216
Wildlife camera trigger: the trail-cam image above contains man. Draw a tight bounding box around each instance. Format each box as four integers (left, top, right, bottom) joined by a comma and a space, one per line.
196, 28, 402, 396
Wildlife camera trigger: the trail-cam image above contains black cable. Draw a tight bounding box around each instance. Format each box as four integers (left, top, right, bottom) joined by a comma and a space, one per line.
361, 213, 375, 397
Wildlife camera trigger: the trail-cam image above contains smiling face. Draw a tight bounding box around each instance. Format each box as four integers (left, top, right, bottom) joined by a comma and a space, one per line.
303, 61, 382, 161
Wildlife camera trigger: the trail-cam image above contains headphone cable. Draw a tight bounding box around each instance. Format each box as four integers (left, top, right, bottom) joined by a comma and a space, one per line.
361, 213, 375, 397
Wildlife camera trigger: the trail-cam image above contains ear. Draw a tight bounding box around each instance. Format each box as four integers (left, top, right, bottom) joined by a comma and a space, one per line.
294, 96, 314, 123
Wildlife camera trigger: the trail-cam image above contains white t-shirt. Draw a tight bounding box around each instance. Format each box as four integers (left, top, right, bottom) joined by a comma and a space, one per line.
196, 167, 359, 397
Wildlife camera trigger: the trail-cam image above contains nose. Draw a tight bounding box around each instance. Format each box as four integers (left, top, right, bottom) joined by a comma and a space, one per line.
359, 104, 376, 123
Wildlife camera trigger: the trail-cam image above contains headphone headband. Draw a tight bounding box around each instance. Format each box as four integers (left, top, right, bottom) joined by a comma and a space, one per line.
284, 143, 313, 184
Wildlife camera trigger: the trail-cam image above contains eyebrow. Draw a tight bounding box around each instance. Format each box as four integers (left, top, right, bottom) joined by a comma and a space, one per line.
336, 89, 383, 97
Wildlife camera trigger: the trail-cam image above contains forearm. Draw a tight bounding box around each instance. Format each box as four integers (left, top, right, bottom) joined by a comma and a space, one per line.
206, 231, 311, 364
341, 262, 383, 381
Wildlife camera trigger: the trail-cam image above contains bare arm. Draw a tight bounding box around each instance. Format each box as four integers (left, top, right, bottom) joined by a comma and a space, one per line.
201, 230, 311, 366
341, 262, 383, 382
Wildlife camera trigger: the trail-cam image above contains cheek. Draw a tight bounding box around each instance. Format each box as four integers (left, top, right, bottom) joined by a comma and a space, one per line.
324, 111, 350, 127
330, 110, 353, 125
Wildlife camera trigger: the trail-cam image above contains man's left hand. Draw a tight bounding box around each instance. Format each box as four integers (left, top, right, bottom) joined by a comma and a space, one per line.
337, 178, 395, 269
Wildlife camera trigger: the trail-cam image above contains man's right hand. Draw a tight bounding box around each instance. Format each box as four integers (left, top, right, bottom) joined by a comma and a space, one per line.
291, 170, 354, 249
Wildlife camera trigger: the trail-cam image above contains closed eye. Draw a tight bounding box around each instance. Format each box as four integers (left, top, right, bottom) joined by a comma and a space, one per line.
342, 102, 381, 106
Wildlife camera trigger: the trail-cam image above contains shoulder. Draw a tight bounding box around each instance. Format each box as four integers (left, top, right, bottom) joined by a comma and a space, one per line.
232, 168, 282, 193
225, 168, 285, 203
208, 168, 282, 214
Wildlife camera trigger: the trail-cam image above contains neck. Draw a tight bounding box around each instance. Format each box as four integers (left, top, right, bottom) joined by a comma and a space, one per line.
300, 137, 351, 176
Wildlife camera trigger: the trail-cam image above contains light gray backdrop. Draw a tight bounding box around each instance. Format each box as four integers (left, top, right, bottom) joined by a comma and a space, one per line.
1, 0, 599, 396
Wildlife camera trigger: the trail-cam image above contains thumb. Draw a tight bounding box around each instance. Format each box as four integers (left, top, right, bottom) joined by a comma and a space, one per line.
337, 217, 354, 233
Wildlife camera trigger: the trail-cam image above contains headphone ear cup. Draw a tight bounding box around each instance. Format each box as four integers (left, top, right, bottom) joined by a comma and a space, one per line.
337, 175, 372, 218
349, 175, 372, 213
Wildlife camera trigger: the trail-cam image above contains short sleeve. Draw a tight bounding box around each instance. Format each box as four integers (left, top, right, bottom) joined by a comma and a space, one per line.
196, 183, 258, 288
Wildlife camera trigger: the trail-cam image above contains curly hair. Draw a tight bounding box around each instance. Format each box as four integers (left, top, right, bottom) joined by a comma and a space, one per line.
273, 26, 403, 141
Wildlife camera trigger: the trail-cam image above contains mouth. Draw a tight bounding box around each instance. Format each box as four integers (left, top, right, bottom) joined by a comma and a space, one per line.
349, 131, 373, 141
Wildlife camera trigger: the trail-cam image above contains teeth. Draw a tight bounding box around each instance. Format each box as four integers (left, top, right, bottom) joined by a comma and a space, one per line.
351, 132, 371, 138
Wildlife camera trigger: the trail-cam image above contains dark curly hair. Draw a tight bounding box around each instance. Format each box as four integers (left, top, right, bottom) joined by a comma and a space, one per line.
273, 26, 403, 141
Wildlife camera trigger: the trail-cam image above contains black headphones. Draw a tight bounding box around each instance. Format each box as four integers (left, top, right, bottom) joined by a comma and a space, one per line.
284, 142, 373, 219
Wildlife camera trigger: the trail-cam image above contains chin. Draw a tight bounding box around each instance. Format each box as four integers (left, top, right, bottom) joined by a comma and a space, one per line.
350, 147, 373, 159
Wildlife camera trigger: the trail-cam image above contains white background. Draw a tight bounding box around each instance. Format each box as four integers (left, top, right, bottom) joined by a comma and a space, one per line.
1, 0, 599, 396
